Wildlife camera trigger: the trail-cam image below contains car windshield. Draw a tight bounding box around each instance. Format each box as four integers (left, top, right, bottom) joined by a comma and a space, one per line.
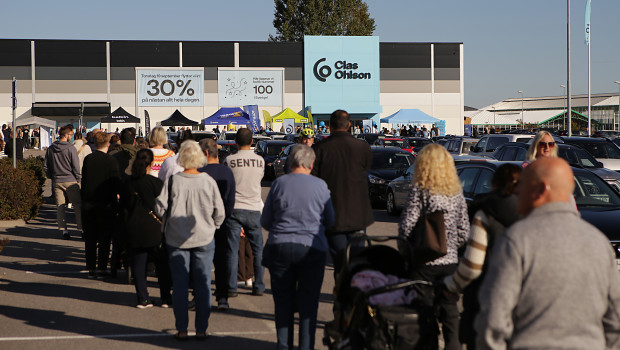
372, 152, 415, 170
383, 140, 408, 148
577, 142, 620, 159
559, 147, 600, 168
462, 141, 477, 153
407, 139, 431, 148
266, 144, 289, 155
574, 172, 620, 207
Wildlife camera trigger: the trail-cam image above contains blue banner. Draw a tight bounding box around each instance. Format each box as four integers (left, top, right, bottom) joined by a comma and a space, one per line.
585, 0, 591, 46
243, 105, 261, 133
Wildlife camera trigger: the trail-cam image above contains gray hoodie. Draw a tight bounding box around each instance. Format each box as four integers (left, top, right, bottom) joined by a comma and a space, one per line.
45, 141, 81, 183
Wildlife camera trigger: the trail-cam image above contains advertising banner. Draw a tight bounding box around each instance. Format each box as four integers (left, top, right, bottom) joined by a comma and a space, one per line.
283, 119, 295, 134
136, 68, 204, 107
218, 68, 284, 107
362, 119, 373, 134
304, 36, 381, 114
243, 105, 261, 133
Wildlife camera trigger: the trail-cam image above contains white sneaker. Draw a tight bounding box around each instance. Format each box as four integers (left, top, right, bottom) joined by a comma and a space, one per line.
245, 279, 253, 288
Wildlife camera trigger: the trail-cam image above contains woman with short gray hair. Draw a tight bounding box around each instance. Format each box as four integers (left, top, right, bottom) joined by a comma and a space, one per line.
155, 140, 225, 341
261, 144, 335, 350
149, 126, 174, 178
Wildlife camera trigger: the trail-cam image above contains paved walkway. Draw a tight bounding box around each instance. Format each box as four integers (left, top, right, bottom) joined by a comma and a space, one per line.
0, 174, 401, 349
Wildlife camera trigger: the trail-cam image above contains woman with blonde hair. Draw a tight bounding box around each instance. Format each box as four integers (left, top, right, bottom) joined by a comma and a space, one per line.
525, 130, 558, 163
148, 126, 175, 177
398, 143, 469, 350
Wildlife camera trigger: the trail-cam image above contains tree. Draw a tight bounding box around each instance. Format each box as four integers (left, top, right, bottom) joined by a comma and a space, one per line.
269, 0, 376, 42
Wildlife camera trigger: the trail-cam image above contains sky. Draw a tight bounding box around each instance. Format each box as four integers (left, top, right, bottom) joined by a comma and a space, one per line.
2, 0, 619, 109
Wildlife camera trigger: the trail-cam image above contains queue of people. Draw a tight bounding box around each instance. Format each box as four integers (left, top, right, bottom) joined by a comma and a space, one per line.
40, 117, 620, 349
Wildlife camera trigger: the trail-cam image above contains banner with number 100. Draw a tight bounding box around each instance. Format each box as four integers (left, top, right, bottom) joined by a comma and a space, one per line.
136, 68, 204, 107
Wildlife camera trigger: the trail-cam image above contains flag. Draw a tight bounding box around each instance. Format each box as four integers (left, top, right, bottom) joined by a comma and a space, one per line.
362, 120, 373, 134
144, 110, 151, 137
283, 119, 295, 134
243, 105, 260, 133
585, 0, 591, 46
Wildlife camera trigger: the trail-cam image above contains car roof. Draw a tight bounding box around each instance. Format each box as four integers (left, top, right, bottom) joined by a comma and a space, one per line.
382, 138, 405, 141
561, 136, 610, 142
370, 146, 412, 154
258, 140, 293, 144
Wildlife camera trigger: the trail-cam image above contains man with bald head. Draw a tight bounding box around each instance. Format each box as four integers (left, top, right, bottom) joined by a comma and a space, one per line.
475, 158, 620, 350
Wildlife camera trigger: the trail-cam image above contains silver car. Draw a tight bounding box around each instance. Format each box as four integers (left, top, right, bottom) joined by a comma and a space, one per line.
385, 164, 415, 216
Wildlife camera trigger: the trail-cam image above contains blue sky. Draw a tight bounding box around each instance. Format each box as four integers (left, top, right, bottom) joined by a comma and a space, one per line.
3, 0, 619, 108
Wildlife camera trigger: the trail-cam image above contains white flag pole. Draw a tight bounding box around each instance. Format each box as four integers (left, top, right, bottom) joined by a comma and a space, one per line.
586, 0, 592, 136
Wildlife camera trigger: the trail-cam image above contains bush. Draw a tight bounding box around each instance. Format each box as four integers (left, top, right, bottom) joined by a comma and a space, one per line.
0, 158, 43, 221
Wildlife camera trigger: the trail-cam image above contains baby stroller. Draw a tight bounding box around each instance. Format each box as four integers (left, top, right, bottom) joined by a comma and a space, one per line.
323, 235, 437, 350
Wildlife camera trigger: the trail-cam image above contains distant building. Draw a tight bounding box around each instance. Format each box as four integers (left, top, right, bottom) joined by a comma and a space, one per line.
469, 93, 619, 131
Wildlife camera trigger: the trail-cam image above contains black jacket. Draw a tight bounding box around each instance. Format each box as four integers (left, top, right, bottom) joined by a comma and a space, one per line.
81, 150, 121, 213
312, 131, 374, 232
121, 175, 164, 249
5, 138, 24, 160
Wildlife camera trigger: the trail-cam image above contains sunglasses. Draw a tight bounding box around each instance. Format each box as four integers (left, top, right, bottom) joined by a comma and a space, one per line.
538, 141, 555, 148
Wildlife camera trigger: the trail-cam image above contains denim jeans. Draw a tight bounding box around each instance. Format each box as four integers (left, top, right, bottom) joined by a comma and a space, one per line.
168, 241, 215, 333
226, 209, 265, 293
264, 243, 326, 350
326, 229, 365, 278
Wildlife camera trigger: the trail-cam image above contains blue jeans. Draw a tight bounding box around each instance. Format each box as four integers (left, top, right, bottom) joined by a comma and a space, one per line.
167, 241, 215, 333
226, 209, 265, 293
264, 243, 326, 350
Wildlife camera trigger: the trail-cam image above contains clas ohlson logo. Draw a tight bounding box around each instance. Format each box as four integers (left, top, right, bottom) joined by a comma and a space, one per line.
313, 57, 372, 82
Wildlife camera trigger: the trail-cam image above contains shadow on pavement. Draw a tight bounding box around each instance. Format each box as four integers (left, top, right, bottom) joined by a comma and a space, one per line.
0, 280, 136, 307
1, 305, 276, 349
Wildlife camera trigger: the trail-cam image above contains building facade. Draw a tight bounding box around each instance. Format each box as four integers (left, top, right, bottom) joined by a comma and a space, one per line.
0, 39, 464, 135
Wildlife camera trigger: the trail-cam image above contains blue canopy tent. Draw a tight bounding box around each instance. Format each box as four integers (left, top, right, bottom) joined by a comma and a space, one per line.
202, 107, 250, 125
380, 109, 441, 124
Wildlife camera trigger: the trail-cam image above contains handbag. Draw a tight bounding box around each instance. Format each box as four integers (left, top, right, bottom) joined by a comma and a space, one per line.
408, 193, 447, 265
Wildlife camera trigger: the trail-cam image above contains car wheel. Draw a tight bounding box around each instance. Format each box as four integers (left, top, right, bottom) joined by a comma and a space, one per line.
386, 190, 398, 216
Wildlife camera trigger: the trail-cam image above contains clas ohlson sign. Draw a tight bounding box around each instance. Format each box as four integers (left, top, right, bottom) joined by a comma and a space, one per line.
304, 36, 381, 115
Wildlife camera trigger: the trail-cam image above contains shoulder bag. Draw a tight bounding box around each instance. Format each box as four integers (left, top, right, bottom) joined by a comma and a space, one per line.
408, 192, 447, 265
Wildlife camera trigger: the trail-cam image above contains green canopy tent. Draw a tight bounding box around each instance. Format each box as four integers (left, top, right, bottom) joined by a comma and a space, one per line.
538, 109, 600, 131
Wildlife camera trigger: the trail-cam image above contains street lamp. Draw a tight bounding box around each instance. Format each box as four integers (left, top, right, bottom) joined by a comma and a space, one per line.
518, 90, 524, 129
561, 84, 566, 130
615, 81, 620, 131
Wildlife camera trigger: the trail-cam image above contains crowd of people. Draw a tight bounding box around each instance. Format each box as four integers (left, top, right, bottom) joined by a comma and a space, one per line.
0, 124, 41, 159
38, 111, 620, 349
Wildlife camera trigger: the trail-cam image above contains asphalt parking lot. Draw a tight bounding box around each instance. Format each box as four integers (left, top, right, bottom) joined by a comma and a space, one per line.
0, 177, 402, 350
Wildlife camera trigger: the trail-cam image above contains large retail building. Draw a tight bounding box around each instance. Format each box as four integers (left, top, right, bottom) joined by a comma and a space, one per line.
0, 38, 464, 135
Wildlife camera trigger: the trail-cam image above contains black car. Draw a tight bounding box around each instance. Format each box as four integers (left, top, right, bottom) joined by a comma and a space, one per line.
490, 142, 620, 192
272, 144, 294, 178
357, 133, 388, 145
368, 146, 415, 206
255, 140, 294, 179
560, 136, 620, 171
402, 137, 433, 154
217, 140, 238, 164
453, 160, 620, 258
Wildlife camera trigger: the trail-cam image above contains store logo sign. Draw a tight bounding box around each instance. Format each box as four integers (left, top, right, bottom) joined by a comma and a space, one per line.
312, 58, 371, 83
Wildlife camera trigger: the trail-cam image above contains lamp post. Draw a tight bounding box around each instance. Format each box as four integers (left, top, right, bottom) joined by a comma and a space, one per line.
518, 90, 524, 129
615, 81, 620, 131
561, 84, 566, 130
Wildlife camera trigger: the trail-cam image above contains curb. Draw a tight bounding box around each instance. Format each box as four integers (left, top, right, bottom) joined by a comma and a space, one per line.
0, 219, 26, 229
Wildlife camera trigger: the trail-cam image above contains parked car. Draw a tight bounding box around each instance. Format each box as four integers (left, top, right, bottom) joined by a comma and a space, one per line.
254, 140, 294, 179
442, 137, 479, 156
560, 136, 620, 171
272, 144, 294, 178
374, 138, 414, 153
454, 160, 620, 260
490, 142, 620, 192
470, 134, 535, 154
592, 130, 620, 138
368, 146, 415, 206
262, 131, 286, 140
356, 133, 388, 145
402, 137, 433, 154
217, 140, 237, 164
192, 131, 218, 142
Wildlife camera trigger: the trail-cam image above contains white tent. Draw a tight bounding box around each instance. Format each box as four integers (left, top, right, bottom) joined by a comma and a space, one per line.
15, 115, 56, 129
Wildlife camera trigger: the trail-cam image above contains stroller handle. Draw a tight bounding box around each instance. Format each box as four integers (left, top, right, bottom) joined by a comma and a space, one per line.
344, 235, 413, 271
